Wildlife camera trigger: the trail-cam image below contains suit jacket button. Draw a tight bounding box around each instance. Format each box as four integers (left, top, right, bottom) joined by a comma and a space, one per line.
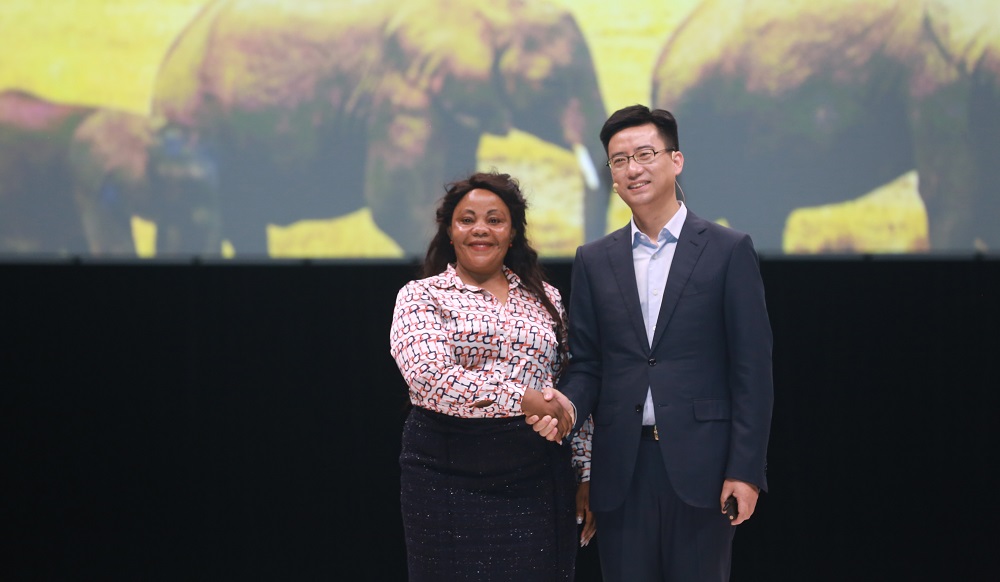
635, 404, 642, 413
648, 358, 656, 366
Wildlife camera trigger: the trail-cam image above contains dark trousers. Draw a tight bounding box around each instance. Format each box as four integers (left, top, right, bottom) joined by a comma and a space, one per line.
594, 439, 735, 582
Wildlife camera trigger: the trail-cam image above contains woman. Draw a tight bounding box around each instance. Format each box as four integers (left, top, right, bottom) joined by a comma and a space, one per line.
390, 171, 594, 581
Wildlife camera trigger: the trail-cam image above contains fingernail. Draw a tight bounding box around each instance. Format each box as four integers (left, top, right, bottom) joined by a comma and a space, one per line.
576, 516, 583, 525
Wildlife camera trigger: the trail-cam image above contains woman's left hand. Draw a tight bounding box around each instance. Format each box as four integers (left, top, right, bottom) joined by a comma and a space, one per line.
576, 481, 596, 547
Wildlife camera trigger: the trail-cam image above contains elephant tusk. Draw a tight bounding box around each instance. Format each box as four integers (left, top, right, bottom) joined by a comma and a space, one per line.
573, 143, 600, 191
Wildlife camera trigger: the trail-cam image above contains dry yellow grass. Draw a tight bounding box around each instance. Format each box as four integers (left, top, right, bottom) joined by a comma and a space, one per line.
784, 171, 929, 253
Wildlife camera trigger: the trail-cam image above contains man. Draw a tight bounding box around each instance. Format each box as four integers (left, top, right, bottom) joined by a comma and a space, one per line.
529, 104, 773, 581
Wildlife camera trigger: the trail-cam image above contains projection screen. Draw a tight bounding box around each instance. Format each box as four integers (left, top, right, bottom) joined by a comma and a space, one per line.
1, 0, 997, 260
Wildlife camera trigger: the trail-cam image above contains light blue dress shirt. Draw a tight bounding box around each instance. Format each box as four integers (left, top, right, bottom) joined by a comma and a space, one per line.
631, 202, 687, 426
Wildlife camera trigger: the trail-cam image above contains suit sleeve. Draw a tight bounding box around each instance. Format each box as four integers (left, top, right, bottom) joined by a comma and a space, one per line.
723, 235, 774, 491
559, 246, 603, 430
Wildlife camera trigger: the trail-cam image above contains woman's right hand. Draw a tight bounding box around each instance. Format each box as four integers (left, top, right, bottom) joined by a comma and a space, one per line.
522, 388, 574, 441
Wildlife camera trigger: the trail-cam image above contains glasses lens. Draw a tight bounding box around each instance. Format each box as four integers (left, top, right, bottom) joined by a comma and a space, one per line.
635, 150, 656, 164
610, 157, 627, 170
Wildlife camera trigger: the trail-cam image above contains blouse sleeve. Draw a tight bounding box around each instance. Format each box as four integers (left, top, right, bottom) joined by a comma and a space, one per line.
571, 415, 593, 483
390, 281, 525, 417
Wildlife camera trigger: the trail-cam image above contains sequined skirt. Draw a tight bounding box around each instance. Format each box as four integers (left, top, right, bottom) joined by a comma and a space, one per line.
400, 406, 577, 582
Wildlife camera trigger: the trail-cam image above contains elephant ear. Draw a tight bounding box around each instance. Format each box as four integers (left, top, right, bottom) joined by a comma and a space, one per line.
380, 0, 511, 134
71, 110, 155, 187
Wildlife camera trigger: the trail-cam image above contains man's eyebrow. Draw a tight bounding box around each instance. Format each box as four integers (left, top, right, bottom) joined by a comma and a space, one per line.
609, 145, 657, 157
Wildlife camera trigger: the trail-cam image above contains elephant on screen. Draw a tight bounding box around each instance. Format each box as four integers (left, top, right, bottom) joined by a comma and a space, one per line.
151, 0, 609, 256
70, 109, 222, 256
652, 0, 1000, 252
0, 89, 220, 256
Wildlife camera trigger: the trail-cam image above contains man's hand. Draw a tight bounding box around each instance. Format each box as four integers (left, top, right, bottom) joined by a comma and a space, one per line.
719, 478, 760, 526
522, 387, 574, 442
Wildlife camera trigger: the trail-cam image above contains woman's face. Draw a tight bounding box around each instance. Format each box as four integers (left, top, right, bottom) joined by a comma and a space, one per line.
448, 189, 514, 281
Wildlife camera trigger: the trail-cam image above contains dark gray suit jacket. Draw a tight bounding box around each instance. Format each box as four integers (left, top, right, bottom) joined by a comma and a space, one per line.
560, 209, 773, 511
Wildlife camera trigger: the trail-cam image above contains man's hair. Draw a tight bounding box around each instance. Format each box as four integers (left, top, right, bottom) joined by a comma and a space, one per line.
599, 104, 680, 154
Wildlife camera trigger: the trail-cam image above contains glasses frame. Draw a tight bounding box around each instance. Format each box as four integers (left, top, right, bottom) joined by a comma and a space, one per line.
606, 148, 677, 172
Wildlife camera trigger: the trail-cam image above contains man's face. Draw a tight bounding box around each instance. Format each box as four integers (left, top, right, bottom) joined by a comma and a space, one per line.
607, 123, 683, 213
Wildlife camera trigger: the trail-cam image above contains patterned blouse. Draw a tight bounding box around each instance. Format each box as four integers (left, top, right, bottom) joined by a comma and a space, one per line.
391, 264, 592, 481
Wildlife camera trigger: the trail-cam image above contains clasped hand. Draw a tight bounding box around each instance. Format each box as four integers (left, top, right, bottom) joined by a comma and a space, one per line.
522, 387, 574, 442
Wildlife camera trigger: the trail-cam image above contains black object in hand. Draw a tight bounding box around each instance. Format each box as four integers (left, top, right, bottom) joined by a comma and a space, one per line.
723, 495, 738, 521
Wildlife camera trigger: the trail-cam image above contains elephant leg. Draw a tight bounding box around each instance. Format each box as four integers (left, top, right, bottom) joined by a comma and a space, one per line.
147, 125, 223, 256
0, 159, 89, 254
968, 73, 1000, 252
1, 180, 90, 254
910, 80, 985, 251
74, 177, 138, 255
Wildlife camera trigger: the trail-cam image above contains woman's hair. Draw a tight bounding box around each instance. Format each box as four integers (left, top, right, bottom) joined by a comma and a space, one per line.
421, 171, 567, 371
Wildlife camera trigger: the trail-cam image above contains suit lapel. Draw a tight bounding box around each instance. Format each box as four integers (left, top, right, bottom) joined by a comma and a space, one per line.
606, 225, 650, 355
650, 211, 710, 350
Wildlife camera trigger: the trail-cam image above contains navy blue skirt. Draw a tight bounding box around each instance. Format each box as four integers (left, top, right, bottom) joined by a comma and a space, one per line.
400, 406, 577, 581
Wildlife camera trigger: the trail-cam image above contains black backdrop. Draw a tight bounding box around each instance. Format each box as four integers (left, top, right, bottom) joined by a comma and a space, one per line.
3, 257, 999, 581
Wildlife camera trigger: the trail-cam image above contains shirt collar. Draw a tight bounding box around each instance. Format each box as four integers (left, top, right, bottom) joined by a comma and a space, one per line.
431, 263, 521, 290
631, 201, 687, 249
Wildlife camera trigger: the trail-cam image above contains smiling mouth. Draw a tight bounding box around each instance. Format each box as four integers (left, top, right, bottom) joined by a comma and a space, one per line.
627, 181, 650, 190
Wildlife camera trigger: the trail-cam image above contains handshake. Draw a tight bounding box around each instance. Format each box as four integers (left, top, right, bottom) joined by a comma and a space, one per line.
522, 387, 576, 442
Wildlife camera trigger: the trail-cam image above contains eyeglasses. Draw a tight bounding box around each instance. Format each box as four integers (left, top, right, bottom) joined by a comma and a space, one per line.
606, 148, 676, 172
